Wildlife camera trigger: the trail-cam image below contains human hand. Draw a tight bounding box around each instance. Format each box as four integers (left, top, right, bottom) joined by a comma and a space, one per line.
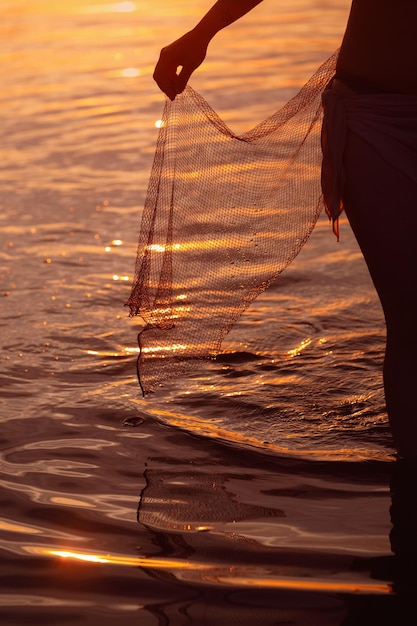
153, 30, 208, 100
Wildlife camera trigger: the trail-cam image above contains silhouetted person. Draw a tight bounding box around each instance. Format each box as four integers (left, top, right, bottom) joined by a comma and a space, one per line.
153, 0, 417, 460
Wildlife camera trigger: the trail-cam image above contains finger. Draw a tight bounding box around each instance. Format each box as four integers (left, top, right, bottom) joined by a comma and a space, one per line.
174, 65, 194, 95
153, 47, 182, 98
153, 62, 178, 100
155, 76, 177, 100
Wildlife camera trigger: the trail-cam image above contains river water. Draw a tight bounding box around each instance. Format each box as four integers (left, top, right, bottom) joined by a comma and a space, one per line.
2, 1, 414, 625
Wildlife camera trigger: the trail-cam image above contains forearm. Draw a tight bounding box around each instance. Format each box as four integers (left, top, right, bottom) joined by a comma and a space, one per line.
192, 0, 264, 44
153, 0, 264, 99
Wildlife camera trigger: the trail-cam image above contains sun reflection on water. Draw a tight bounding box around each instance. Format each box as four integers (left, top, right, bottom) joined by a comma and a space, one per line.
24, 548, 392, 594
113, 2, 136, 12
120, 67, 140, 77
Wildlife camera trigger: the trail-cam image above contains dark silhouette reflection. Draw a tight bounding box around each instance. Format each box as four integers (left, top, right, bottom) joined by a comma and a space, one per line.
133, 430, 417, 625
389, 458, 417, 573
137, 468, 352, 624
341, 458, 417, 625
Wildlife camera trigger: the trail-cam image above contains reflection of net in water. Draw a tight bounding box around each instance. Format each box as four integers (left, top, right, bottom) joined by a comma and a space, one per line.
127, 52, 338, 394
138, 470, 284, 532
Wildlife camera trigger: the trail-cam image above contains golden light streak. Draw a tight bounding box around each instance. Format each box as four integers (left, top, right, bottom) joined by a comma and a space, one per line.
124, 346, 139, 354
51, 551, 110, 564
26, 548, 392, 595
215, 575, 391, 594
30, 548, 208, 570
86, 348, 136, 357
146, 243, 181, 252
141, 344, 187, 354
141, 405, 385, 462
0, 518, 41, 535
288, 338, 312, 357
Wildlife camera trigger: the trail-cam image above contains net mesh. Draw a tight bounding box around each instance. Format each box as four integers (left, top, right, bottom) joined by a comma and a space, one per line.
126, 52, 338, 395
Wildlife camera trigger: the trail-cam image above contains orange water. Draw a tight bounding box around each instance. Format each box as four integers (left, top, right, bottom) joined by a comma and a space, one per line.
1, 2, 404, 625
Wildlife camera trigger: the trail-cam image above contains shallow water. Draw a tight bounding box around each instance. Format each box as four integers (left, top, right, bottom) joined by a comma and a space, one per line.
1, 1, 412, 624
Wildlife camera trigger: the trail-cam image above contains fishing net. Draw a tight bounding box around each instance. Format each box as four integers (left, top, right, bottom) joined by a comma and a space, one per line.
126, 51, 338, 395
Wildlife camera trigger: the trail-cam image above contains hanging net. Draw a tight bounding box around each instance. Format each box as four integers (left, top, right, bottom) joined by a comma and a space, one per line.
126, 51, 338, 395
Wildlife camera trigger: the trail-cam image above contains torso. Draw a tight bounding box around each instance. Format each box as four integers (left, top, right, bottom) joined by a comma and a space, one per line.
337, 0, 417, 93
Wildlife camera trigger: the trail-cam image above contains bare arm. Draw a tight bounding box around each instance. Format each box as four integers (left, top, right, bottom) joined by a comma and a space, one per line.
153, 0, 264, 100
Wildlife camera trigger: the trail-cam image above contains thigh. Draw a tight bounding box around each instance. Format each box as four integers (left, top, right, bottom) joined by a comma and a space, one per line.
342, 130, 417, 324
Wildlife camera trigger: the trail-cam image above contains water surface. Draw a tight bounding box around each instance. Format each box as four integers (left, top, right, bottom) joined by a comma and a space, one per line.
2, 1, 410, 624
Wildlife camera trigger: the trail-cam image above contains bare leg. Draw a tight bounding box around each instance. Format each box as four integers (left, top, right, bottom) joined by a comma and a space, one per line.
342, 131, 417, 458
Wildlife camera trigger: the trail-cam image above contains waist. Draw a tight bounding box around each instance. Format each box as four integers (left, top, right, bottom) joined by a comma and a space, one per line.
332, 74, 395, 96
328, 77, 417, 108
